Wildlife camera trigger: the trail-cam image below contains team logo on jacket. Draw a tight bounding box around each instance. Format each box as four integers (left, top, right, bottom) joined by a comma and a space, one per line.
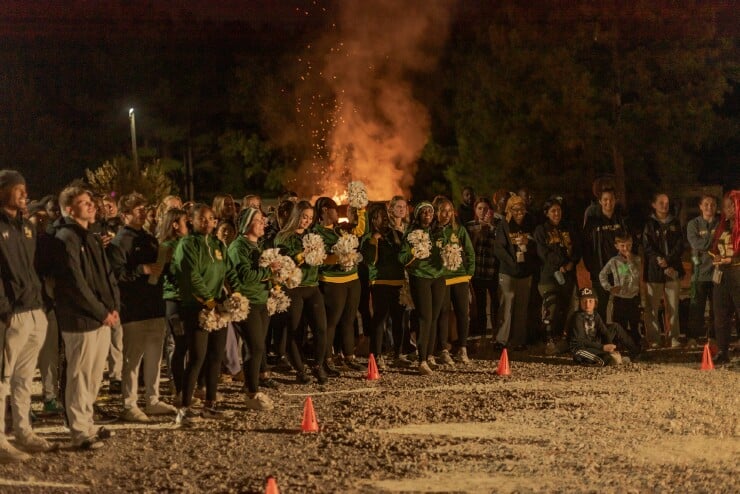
1, 230, 8, 240
215, 249, 223, 260
24, 226, 33, 239
450, 233, 459, 244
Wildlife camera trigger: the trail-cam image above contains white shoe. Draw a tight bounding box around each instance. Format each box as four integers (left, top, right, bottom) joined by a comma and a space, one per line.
376, 356, 387, 371
671, 338, 681, 348
440, 350, 455, 366
145, 401, 178, 415
175, 407, 202, 427
245, 392, 274, 411
427, 356, 439, 370
120, 407, 151, 423
15, 433, 58, 453
418, 361, 434, 375
457, 347, 470, 364
0, 439, 31, 463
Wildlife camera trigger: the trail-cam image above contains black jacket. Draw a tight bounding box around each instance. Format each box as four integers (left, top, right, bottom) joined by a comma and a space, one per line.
534, 220, 582, 284
108, 225, 164, 323
494, 216, 537, 278
0, 210, 44, 319
568, 311, 613, 354
582, 210, 630, 279
52, 220, 120, 332
642, 214, 685, 283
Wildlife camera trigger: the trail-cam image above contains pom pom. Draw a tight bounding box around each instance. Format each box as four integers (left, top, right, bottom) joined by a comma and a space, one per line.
260, 248, 304, 288
407, 229, 432, 260
267, 286, 291, 315
347, 181, 368, 209
331, 233, 363, 271
302, 233, 327, 266
441, 243, 463, 271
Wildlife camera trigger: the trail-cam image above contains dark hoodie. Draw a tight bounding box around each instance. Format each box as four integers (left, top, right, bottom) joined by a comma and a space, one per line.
0, 209, 44, 319
582, 209, 630, 279
642, 214, 685, 283
52, 219, 120, 332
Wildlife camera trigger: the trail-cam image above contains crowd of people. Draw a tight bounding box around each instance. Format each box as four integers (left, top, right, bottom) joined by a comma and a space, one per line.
0, 167, 738, 463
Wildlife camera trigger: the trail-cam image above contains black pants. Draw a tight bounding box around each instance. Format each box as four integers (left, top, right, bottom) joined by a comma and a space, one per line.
539, 276, 576, 339
612, 296, 642, 347
321, 278, 361, 357
286, 286, 327, 371
607, 321, 640, 357
688, 281, 713, 339
591, 278, 610, 322
165, 300, 187, 395
180, 306, 228, 406
234, 304, 269, 394
436, 281, 471, 351
471, 278, 497, 336
713, 267, 740, 355
409, 276, 446, 361
369, 284, 405, 357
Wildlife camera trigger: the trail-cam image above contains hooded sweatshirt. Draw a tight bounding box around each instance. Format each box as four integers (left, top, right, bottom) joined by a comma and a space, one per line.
172, 232, 227, 309
599, 253, 641, 299
642, 213, 685, 283
0, 209, 44, 318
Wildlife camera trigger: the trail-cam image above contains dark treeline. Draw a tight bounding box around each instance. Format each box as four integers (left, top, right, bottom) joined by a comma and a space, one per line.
1, 1, 738, 208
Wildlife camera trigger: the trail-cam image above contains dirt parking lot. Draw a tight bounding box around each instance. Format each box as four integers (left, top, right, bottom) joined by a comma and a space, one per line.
1, 345, 738, 493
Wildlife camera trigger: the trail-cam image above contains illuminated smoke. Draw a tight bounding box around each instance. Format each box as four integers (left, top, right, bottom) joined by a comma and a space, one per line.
278, 0, 452, 201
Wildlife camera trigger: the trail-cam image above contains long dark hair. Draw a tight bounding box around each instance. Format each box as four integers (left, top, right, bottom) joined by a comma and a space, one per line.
276, 200, 314, 244
156, 208, 187, 243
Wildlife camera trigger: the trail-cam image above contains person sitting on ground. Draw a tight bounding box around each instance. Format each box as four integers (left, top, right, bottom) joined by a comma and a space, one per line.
568, 287, 639, 366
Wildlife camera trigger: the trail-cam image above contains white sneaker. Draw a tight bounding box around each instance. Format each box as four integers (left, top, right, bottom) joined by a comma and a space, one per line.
376, 356, 387, 371
175, 407, 202, 427
439, 350, 455, 366
0, 439, 31, 463
145, 401, 178, 415
671, 338, 681, 348
16, 433, 58, 453
245, 392, 274, 411
418, 361, 434, 375
120, 406, 151, 423
457, 347, 470, 364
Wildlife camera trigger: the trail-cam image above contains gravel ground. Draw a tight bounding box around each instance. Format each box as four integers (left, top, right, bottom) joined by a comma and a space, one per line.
1, 343, 738, 493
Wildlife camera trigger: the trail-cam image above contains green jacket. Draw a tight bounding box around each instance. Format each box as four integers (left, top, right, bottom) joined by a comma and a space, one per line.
276, 231, 319, 287
440, 223, 476, 284
360, 229, 405, 284
313, 216, 367, 283
172, 232, 227, 308
399, 226, 444, 279
226, 236, 271, 305
161, 238, 181, 301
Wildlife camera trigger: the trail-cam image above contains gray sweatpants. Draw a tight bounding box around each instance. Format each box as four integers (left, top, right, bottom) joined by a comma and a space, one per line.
0, 309, 47, 439
107, 321, 123, 381
645, 280, 680, 342
38, 308, 59, 401
63, 326, 111, 446
122, 318, 166, 410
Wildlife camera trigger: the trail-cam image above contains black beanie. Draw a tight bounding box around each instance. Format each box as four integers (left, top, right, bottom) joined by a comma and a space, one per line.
0, 170, 25, 192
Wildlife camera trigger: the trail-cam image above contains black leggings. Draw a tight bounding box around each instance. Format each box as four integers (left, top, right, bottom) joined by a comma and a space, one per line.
435, 281, 471, 350
471, 278, 497, 336
234, 304, 269, 394
321, 278, 361, 356
409, 276, 446, 361
286, 286, 327, 371
369, 284, 405, 357
180, 306, 228, 406
165, 300, 187, 395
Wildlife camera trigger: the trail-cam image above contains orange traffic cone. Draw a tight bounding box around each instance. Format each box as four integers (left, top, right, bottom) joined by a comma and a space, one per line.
700, 343, 714, 371
367, 354, 380, 381
496, 348, 511, 376
265, 476, 280, 494
301, 396, 319, 433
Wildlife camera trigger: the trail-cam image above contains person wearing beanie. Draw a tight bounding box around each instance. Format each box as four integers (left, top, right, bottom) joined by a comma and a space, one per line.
312, 196, 367, 373
399, 201, 446, 375
0, 170, 57, 461
108, 192, 176, 423
493, 194, 537, 351
226, 207, 279, 408
708, 191, 740, 365
275, 200, 330, 384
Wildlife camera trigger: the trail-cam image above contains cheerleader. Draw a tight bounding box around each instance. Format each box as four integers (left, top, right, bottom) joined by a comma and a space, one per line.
226, 207, 276, 410
313, 197, 367, 371
172, 204, 229, 424
434, 198, 475, 364
399, 202, 445, 375
361, 203, 406, 370
275, 201, 329, 383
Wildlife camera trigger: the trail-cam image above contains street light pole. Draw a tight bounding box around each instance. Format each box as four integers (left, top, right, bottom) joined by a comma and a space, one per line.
129, 108, 139, 172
